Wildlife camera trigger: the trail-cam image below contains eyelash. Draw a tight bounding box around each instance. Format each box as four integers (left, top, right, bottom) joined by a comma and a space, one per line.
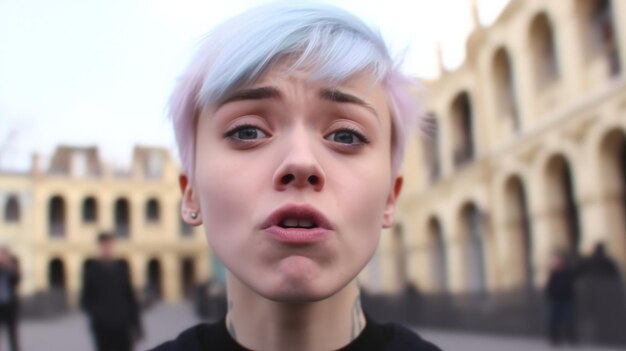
223, 124, 370, 146
223, 123, 269, 141
326, 127, 371, 145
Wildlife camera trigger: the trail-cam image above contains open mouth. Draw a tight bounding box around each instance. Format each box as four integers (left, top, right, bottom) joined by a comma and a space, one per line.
262, 204, 333, 231
278, 217, 318, 229
262, 204, 333, 244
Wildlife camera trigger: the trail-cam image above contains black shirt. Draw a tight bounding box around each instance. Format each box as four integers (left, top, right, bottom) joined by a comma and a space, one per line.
149, 315, 441, 351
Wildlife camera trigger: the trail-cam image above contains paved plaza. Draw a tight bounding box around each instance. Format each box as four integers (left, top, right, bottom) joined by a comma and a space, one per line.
1, 303, 622, 350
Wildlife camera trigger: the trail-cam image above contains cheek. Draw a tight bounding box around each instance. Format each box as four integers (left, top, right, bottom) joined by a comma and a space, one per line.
193, 153, 258, 251
333, 160, 391, 245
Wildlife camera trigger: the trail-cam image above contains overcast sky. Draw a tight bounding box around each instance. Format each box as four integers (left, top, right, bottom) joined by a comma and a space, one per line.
0, 0, 509, 171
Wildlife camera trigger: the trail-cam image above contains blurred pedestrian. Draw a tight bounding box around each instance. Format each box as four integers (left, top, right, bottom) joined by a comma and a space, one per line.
545, 250, 577, 346
0, 246, 20, 351
577, 242, 626, 345
80, 233, 143, 351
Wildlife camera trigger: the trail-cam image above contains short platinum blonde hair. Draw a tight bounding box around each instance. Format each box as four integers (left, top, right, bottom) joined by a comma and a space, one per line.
170, 1, 422, 178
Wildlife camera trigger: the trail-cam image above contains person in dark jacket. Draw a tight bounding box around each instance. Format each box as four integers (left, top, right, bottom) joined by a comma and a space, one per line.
80, 233, 143, 351
577, 242, 626, 344
149, 2, 440, 350
0, 246, 20, 351
545, 250, 577, 345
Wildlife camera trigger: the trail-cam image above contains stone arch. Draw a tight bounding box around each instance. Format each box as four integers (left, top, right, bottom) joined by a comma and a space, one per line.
529, 12, 560, 88
427, 216, 448, 293
180, 257, 196, 299
459, 202, 487, 294
598, 128, 626, 260
492, 46, 519, 129
392, 223, 408, 291
114, 197, 130, 237
146, 258, 163, 300
48, 257, 66, 291
503, 175, 534, 288
4, 195, 20, 223
82, 196, 97, 223
145, 198, 160, 223
49, 195, 66, 237
576, 0, 621, 76
544, 154, 582, 255
450, 91, 475, 169
422, 112, 441, 182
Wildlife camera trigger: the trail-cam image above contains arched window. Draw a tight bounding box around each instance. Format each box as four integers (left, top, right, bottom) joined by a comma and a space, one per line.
146, 258, 163, 300
492, 47, 519, 130
598, 129, 626, 261
461, 203, 487, 294
49, 196, 66, 237
529, 13, 560, 88
82, 197, 97, 223
545, 155, 581, 254
422, 113, 441, 182
504, 176, 534, 288
451, 92, 475, 169
4, 195, 20, 223
428, 217, 448, 292
583, 0, 621, 76
114, 198, 130, 237
145, 198, 160, 223
48, 258, 66, 290
180, 257, 196, 298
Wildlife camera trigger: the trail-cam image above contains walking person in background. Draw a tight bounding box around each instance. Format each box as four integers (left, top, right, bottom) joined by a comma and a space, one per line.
577, 242, 626, 345
80, 233, 143, 351
0, 246, 20, 351
545, 250, 577, 346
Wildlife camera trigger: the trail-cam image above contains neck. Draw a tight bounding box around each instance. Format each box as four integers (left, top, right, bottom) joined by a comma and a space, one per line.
226, 275, 366, 351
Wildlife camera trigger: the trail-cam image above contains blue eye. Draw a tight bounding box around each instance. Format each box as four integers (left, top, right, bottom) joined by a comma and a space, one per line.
326, 129, 370, 145
225, 125, 268, 140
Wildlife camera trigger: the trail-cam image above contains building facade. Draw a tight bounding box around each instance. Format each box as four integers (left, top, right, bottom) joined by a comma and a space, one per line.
381, 0, 626, 298
0, 146, 213, 308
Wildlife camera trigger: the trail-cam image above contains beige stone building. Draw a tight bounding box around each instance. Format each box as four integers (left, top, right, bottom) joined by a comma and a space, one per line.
365, 0, 626, 297
0, 146, 213, 307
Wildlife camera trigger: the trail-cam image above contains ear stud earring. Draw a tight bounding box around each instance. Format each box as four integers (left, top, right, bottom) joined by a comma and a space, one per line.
190, 212, 198, 220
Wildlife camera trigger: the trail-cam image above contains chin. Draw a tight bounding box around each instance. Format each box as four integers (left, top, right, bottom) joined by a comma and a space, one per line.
252, 270, 346, 303
260, 284, 337, 304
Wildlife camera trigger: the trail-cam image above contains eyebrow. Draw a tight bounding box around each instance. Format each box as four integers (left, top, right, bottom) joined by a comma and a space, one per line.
220, 86, 280, 105
219, 86, 380, 121
319, 88, 379, 120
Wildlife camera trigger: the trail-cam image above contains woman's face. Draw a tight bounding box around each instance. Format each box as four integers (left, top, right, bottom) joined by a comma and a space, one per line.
183, 64, 402, 302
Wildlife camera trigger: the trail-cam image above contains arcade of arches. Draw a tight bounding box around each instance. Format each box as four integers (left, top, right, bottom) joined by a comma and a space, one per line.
386, 0, 626, 297
40, 254, 208, 305
391, 125, 626, 295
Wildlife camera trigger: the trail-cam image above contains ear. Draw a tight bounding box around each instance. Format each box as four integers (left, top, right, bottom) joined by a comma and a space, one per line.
382, 175, 403, 228
179, 174, 203, 226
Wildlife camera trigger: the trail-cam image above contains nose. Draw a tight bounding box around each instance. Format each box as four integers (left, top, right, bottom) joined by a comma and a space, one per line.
273, 129, 326, 192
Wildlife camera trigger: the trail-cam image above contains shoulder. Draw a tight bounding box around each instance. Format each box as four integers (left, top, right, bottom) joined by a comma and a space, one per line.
148, 324, 207, 351
376, 321, 442, 351
388, 323, 441, 350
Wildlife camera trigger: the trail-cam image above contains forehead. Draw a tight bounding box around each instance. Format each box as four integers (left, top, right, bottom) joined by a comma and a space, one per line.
221, 63, 392, 117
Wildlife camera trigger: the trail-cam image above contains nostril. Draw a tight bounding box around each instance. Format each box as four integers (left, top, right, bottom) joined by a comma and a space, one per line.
281, 174, 295, 185
308, 175, 319, 185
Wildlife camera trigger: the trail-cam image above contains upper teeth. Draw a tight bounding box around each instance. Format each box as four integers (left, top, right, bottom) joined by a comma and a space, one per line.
281, 218, 315, 228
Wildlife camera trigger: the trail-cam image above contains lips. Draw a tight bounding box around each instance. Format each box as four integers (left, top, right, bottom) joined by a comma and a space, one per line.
261, 204, 334, 244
